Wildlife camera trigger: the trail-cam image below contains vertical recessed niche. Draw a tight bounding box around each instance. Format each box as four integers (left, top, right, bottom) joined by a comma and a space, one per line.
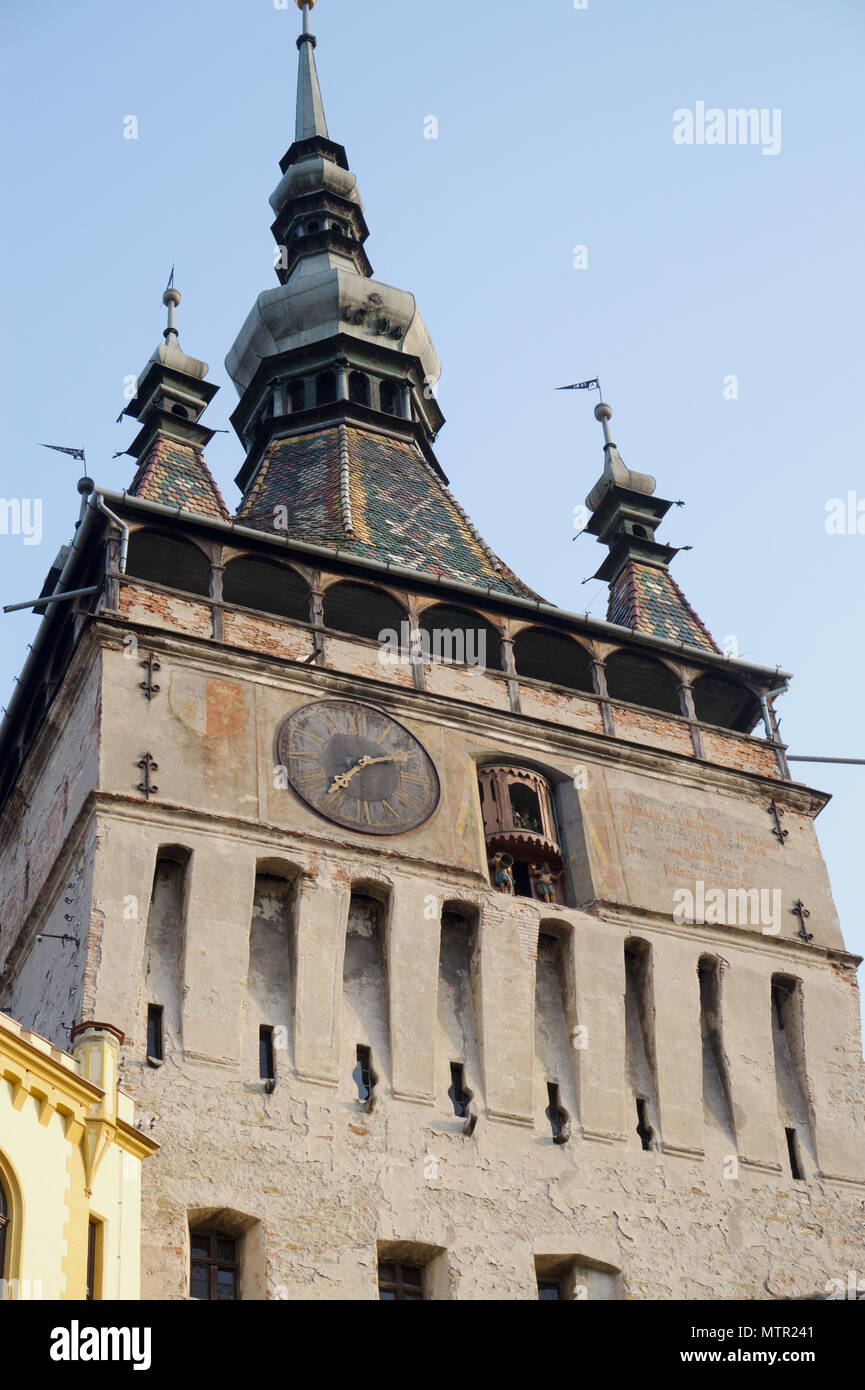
534, 929, 578, 1137
697, 955, 736, 1149
624, 939, 661, 1151
771, 975, 815, 1181
342, 888, 391, 1095
437, 905, 482, 1116
141, 846, 190, 1059
246, 868, 297, 1078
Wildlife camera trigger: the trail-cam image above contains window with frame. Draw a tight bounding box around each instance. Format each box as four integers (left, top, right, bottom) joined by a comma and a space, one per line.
190, 1230, 239, 1301
378, 1262, 424, 1301
86, 1218, 102, 1301
537, 1277, 563, 1301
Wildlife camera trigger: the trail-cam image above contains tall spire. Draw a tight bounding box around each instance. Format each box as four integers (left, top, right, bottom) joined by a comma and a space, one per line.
583, 401, 720, 653
295, 1, 328, 142
122, 280, 228, 520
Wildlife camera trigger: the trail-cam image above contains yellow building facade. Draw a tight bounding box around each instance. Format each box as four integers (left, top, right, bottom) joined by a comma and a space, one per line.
0, 1016, 157, 1300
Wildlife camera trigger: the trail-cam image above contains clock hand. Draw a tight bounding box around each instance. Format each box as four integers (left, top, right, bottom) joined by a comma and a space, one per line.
327, 752, 409, 796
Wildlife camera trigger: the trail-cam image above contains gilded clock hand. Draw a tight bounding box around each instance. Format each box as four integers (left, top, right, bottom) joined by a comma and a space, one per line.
327, 752, 409, 796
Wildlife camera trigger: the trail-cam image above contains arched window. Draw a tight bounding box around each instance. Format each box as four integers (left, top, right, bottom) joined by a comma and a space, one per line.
316, 372, 337, 406
513, 628, 594, 694
379, 381, 399, 415
288, 380, 306, 413
691, 672, 762, 734
349, 372, 370, 407
605, 650, 682, 716
323, 581, 407, 645
417, 604, 502, 671
125, 530, 211, 598
307, 220, 320, 234
0, 1175, 8, 1280
222, 557, 310, 622
478, 765, 566, 905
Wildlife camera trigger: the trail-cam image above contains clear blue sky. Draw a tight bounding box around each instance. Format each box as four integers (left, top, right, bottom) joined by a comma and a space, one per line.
2, 0, 863, 1012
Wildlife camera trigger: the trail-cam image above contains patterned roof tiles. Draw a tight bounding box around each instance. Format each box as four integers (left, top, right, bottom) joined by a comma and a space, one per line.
607, 559, 720, 654
129, 436, 229, 521
237, 425, 541, 600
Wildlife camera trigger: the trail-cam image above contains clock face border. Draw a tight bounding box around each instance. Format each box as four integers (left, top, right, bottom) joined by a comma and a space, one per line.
275, 698, 441, 837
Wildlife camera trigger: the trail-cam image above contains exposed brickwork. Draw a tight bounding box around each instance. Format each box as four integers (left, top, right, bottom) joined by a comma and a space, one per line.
613, 705, 695, 756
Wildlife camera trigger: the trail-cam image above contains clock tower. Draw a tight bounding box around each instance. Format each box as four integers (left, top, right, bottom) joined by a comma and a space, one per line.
0, 0, 862, 1302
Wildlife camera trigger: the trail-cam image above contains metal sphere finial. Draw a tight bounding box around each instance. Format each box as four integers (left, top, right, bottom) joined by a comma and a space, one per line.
594, 402, 612, 423
163, 288, 182, 309
296, 0, 315, 8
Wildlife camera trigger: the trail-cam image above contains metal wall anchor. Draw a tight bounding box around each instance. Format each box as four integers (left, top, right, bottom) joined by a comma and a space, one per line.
768, 800, 789, 845
792, 899, 813, 942
136, 753, 158, 800
139, 652, 161, 700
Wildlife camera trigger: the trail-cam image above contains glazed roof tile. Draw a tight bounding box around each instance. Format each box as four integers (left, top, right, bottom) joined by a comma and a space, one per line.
607, 558, 720, 654
237, 425, 541, 600
129, 436, 229, 521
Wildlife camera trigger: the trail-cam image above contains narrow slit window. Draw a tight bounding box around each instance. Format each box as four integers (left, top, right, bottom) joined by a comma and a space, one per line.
785, 1127, 805, 1181
636, 1097, 655, 1151
86, 1219, 101, 1301
772, 983, 787, 1031
546, 1082, 564, 1139
353, 1045, 374, 1103
448, 1062, 470, 1118
259, 1026, 275, 1082
146, 1004, 163, 1063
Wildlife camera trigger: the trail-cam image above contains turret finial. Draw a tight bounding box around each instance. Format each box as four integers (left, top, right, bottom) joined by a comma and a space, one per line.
594, 400, 614, 447
163, 267, 181, 344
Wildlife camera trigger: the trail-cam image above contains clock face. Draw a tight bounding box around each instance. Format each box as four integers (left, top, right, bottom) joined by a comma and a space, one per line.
276, 699, 440, 835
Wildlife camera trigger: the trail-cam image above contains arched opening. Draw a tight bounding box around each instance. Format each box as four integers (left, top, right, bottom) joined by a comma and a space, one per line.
379, 381, 399, 415
323, 581, 407, 645
0, 1173, 8, 1281
349, 371, 370, 407
125, 530, 211, 597
307, 220, 320, 234
222, 557, 310, 623
288, 380, 306, 413
171, 404, 190, 418
605, 650, 682, 716
513, 628, 594, 694
479, 765, 566, 905
0, 1150, 23, 1287
416, 604, 502, 671
691, 672, 762, 734
316, 372, 337, 406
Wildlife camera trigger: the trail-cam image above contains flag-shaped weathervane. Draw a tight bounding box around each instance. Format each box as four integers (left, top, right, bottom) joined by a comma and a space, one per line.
556, 378, 602, 397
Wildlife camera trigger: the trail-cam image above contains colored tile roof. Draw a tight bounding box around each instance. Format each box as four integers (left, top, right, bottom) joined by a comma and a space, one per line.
607, 558, 720, 654
128, 436, 229, 520
237, 425, 542, 600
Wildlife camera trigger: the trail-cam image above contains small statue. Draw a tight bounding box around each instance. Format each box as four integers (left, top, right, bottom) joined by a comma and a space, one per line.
531, 863, 561, 904
489, 851, 515, 895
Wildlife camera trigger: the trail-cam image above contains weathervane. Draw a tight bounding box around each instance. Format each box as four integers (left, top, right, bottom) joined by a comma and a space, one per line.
556, 377, 618, 446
